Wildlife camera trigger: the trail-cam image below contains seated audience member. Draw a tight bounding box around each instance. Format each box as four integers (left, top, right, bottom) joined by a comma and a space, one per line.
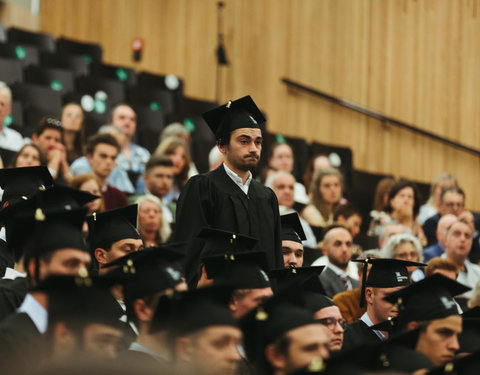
267, 142, 309, 204
370, 180, 426, 246
110, 104, 150, 176
302, 154, 332, 195
342, 258, 424, 351
423, 186, 474, 247
424, 257, 459, 280
418, 172, 458, 225
334, 203, 362, 240
70, 125, 135, 194
333, 249, 381, 323
154, 136, 192, 203
368, 177, 397, 237
32, 117, 72, 183
306, 295, 346, 352
280, 213, 307, 268
381, 233, 424, 281
423, 214, 457, 262
378, 222, 410, 249
318, 225, 359, 298
131, 155, 175, 224
85, 133, 129, 210
60, 102, 85, 164
159, 122, 199, 177
442, 218, 480, 302
266, 170, 317, 248
0, 82, 24, 152
136, 194, 171, 248
301, 168, 344, 228
10, 143, 46, 168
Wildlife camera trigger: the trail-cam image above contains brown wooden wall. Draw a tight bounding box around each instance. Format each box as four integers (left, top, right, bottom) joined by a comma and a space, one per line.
13, 0, 480, 208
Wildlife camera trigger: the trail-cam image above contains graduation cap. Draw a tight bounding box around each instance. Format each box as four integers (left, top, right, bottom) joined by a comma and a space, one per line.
281, 212, 306, 243
36, 274, 125, 330
88, 205, 140, 251
240, 280, 315, 364
201, 95, 265, 142
383, 274, 469, 327
352, 257, 426, 307
426, 350, 480, 375
268, 265, 325, 294
0, 166, 53, 208
304, 293, 336, 315
198, 227, 257, 258
202, 251, 271, 289
150, 284, 237, 335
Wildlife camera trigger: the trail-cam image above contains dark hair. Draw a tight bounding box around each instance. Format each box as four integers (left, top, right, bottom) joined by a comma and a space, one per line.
10, 143, 47, 167
303, 154, 330, 194
334, 203, 360, 221
86, 133, 120, 155
310, 168, 344, 221
108, 103, 136, 123
385, 180, 421, 217
267, 142, 293, 161
372, 177, 397, 212
145, 155, 174, 173
440, 186, 465, 202
35, 117, 64, 137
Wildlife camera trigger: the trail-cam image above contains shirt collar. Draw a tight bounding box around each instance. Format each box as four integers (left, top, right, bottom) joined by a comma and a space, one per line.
3, 267, 26, 280
360, 312, 386, 340
223, 163, 252, 194
129, 342, 168, 363
18, 293, 48, 334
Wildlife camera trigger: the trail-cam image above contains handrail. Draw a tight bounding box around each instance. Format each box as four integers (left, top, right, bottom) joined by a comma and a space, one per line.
281, 77, 480, 156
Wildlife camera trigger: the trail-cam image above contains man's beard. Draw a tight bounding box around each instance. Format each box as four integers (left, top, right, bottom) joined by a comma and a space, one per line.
330, 258, 349, 271
237, 154, 260, 171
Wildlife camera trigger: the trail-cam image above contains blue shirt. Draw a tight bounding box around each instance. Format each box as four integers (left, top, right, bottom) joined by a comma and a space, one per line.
117, 143, 150, 173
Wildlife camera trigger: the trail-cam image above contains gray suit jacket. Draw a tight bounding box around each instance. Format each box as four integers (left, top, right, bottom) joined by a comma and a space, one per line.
319, 266, 360, 298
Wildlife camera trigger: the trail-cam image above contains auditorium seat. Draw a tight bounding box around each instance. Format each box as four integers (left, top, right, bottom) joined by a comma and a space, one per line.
7, 27, 55, 52
134, 105, 166, 153
40, 51, 90, 77
0, 42, 39, 67
0, 56, 23, 85
137, 71, 184, 113
24, 65, 75, 94
90, 63, 137, 87
128, 86, 176, 121
56, 37, 102, 65
76, 76, 126, 105
11, 82, 62, 114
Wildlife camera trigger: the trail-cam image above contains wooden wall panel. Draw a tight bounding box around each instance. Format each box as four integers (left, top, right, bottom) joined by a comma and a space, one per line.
33, 0, 480, 208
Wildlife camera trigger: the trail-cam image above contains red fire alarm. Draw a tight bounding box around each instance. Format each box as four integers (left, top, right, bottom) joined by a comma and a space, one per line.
131, 37, 144, 62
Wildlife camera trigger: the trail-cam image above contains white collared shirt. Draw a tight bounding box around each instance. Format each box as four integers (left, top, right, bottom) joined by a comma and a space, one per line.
3, 267, 26, 280
223, 163, 252, 195
17, 293, 48, 334
129, 342, 168, 363
360, 312, 386, 340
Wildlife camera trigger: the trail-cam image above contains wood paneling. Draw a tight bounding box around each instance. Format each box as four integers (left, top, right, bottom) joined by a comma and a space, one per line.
35, 0, 480, 208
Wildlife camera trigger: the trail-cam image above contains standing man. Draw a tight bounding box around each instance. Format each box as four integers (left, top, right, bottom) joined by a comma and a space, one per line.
172, 96, 283, 285
319, 226, 359, 298
0, 82, 24, 152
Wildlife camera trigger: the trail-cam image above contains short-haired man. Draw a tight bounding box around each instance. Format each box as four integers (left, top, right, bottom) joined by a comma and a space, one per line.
280, 213, 307, 268
318, 226, 359, 298
0, 82, 24, 152
86, 133, 128, 210
423, 186, 470, 246
32, 117, 71, 182
334, 203, 362, 240
110, 104, 150, 176
423, 214, 457, 262
135, 155, 175, 223
172, 96, 283, 286
442, 219, 480, 301
425, 257, 459, 280
266, 170, 317, 248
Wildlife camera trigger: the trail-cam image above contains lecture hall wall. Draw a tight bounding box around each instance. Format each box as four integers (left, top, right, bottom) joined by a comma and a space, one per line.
4, 0, 480, 209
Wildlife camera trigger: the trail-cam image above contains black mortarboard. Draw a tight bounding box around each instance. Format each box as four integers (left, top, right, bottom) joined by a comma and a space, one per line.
88, 205, 141, 251
203, 251, 271, 289
36, 274, 125, 330
18, 207, 88, 260
198, 227, 257, 258
304, 293, 336, 315
240, 280, 316, 364
459, 316, 480, 353
352, 257, 426, 307
280, 212, 306, 243
201, 95, 265, 141
150, 285, 237, 335
426, 350, 480, 375
268, 265, 325, 294
383, 274, 469, 326
0, 166, 53, 208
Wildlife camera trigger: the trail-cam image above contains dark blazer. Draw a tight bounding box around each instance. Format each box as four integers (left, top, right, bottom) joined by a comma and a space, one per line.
319, 266, 360, 298
342, 319, 382, 352
423, 243, 444, 262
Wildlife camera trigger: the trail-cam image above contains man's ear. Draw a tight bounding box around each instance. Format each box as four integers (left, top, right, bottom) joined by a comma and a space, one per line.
94, 248, 108, 265
217, 142, 227, 155
176, 337, 194, 362
229, 295, 238, 314
264, 343, 286, 370
31, 134, 38, 143
365, 287, 374, 305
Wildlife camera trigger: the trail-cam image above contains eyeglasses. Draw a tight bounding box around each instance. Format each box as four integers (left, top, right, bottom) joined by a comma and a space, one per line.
317, 317, 348, 330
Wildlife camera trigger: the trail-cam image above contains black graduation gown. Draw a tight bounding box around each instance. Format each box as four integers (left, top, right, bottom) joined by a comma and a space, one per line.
0, 312, 46, 374
0, 277, 28, 322
342, 319, 382, 352
172, 165, 283, 285
120, 349, 169, 370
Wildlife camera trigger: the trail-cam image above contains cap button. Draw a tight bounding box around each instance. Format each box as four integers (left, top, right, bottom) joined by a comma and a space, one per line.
226, 100, 232, 109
